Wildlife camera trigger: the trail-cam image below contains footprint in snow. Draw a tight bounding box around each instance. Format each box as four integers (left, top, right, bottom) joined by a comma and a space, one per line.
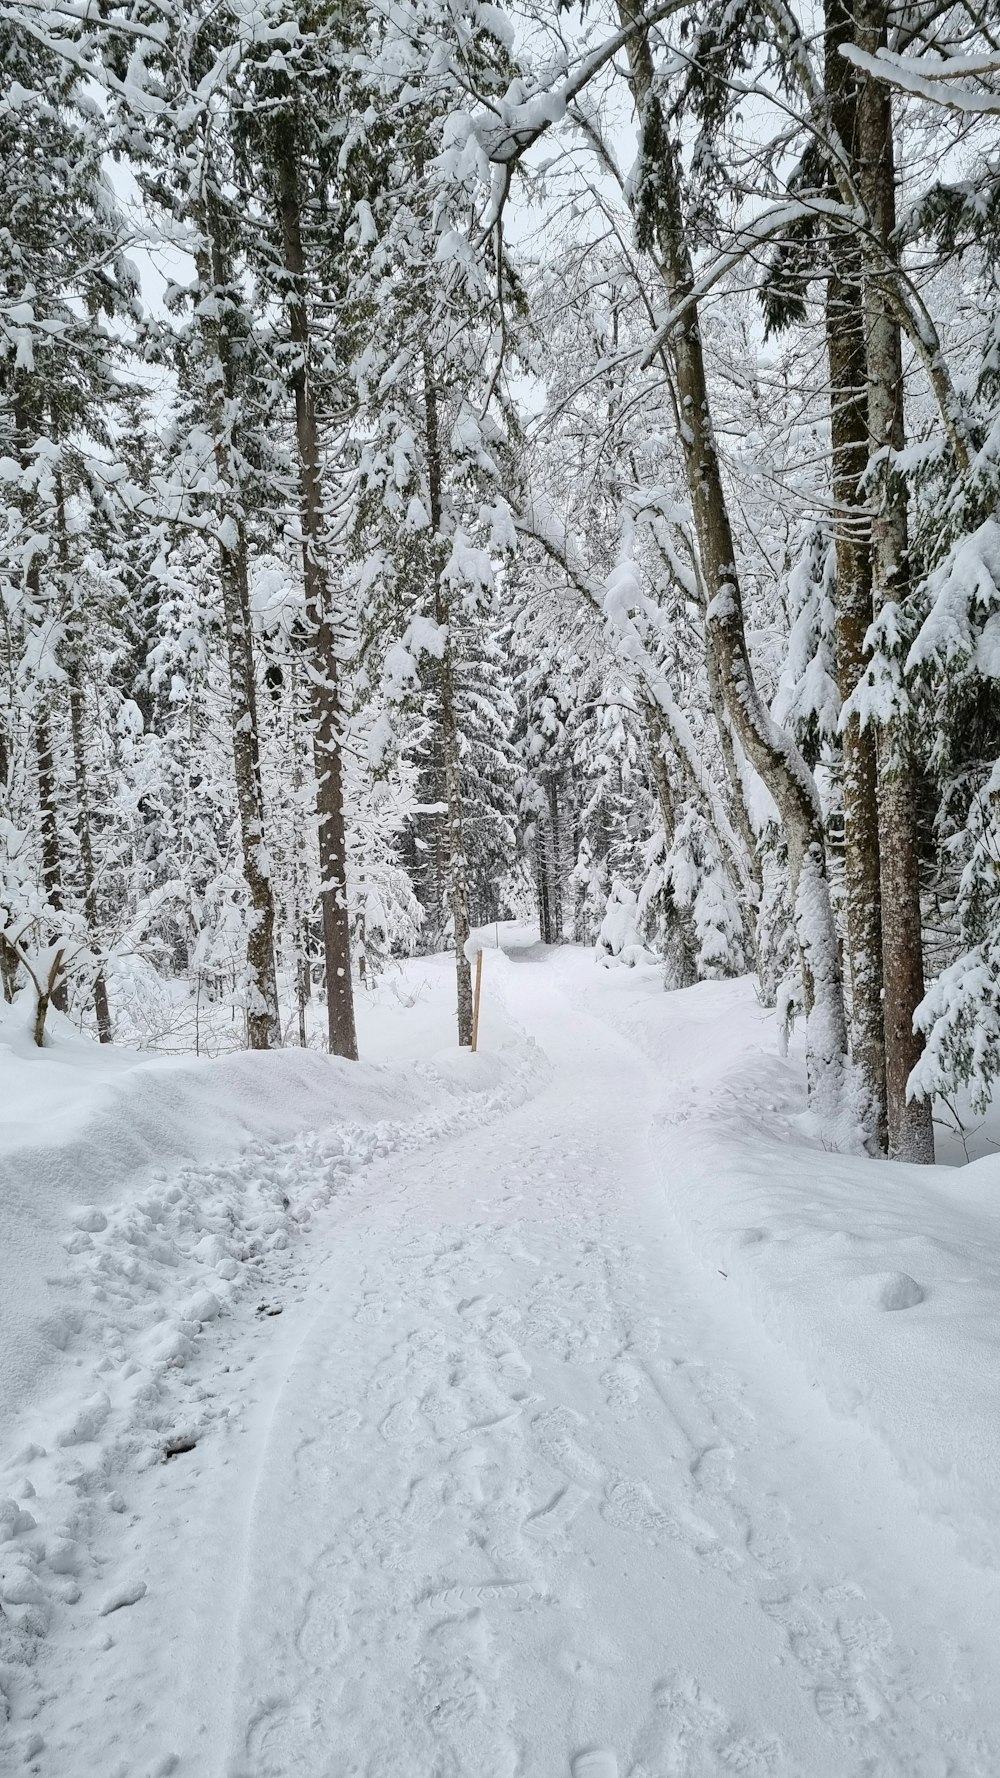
600, 1356, 642, 1418
523, 1481, 590, 1540
532, 1407, 602, 1484
571, 1753, 618, 1778
379, 1399, 421, 1442
416, 1577, 540, 1613
354, 1296, 386, 1324
600, 1475, 683, 1545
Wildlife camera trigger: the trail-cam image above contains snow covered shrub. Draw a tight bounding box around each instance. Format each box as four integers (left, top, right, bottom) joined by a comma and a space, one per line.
664, 808, 747, 982
755, 836, 798, 1011
772, 528, 840, 767
596, 880, 654, 967
568, 837, 608, 945
906, 523, 1000, 1111
910, 759, 1000, 1113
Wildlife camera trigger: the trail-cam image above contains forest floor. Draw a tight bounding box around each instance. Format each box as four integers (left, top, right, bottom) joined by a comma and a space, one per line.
2, 940, 999, 1777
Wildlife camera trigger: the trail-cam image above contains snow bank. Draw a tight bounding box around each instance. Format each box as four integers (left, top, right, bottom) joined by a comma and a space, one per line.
0, 953, 547, 1725
563, 954, 1000, 1568
0, 960, 540, 1427
0, 1036, 360, 1422
670, 1123, 1000, 1567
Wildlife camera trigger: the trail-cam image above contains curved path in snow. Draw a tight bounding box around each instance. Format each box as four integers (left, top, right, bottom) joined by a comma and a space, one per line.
220, 950, 998, 1778
40, 947, 1000, 1777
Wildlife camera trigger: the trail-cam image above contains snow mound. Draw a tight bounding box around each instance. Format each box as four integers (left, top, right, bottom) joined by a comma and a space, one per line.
0, 951, 549, 1728
564, 953, 1000, 1568
841, 1270, 926, 1312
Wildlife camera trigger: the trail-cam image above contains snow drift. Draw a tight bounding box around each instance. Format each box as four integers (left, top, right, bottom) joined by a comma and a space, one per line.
0, 952, 547, 1741
0, 989, 539, 1429
564, 955, 1000, 1568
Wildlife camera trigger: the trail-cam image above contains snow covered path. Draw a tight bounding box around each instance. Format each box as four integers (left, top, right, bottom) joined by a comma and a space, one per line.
19, 949, 1000, 1776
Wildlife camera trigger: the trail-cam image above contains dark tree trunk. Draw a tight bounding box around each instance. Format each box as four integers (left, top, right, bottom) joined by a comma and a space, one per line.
536, 821, 554, 945
53, 456, 113, 1043
856, 1, 935, 1162
271, 113, 358, 1060
188, 182, 282, 1051
823, 0, 887, 1149
219, 542, 282, 1051
0, 721, 19, 1002
67, 673, 113, 1042
439, 646, 474, 1044
641, 696, 699, 988
547, 777, 564, 943
423, 356, 474, 1043
703, 632, 765, 971
0, 937, 16, 1004
36, 707, 68, 1013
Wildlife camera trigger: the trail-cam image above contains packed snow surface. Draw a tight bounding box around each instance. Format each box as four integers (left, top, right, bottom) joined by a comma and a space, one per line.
1, 940, 999, 1776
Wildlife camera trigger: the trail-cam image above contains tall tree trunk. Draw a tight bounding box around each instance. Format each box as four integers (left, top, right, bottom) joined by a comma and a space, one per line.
856, 3, 935, 1162
641, 696, 699, 988
290, 734, 311, 1048
187, 180, 282, 1051
52, 457, 113, 1042
67, 671, 112, 1042
547, 776, 564, 943
218, 542, 282, 1051
12, 415, 66, 1016
536, 818, 554, 945
439, 644, 474, 1044
423, 354, 474, 1042
36, 706, 68, 1014
824, 1, 887, 1149
619, 3, 849, 1117
704, 635, 763, 900
703, 632, 765, 970
271, 114, 358, 1060
0, 720, 18, 1002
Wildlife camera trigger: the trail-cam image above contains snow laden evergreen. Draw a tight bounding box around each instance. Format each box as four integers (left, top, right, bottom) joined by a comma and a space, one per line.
0, 23, 142, 1044
1, 0, 1000, 1152
906, 524, 1000, 1112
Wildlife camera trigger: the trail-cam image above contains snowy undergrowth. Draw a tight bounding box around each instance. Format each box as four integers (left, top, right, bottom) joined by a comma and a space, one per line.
0, 951, 547, 1738
563, 951, 1000, 1568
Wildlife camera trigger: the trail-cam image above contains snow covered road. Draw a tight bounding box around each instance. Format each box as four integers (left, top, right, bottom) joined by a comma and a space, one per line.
8, 948, 1000, 1776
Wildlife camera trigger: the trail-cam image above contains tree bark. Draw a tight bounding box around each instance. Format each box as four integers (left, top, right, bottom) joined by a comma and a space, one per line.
703, 631, 765, 969
536, 820, 554, 945
824, 0, 887, 1149
423, 355, 474, 1043
856, 2, 935, 1162
52, 454, 113, 1043
0, 721, 20, 1002
33, 958, 61, 1047
188, 180, 282, 1051
546, 776, 564, 943
439, 644, 474, 1044
619, 2, 849, 1116
271, 113, 358, 1060
36, 707, 68, 1014
641, 695, 699, 987
0, 937, 16, 1004
218, 542, 282, 1050
534, 779, 561, 946
67, 671, 113, 1042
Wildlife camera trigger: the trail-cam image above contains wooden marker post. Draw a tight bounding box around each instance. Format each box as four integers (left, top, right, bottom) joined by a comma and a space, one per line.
471, 949, 483, 1053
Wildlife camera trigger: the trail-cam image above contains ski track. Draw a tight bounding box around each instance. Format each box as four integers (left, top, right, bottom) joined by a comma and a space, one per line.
6, 950, 1000, 1777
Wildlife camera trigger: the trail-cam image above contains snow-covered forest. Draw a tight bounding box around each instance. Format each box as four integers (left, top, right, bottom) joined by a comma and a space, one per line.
4, 4, 1000, 1775
4, 0, 1000, 1154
